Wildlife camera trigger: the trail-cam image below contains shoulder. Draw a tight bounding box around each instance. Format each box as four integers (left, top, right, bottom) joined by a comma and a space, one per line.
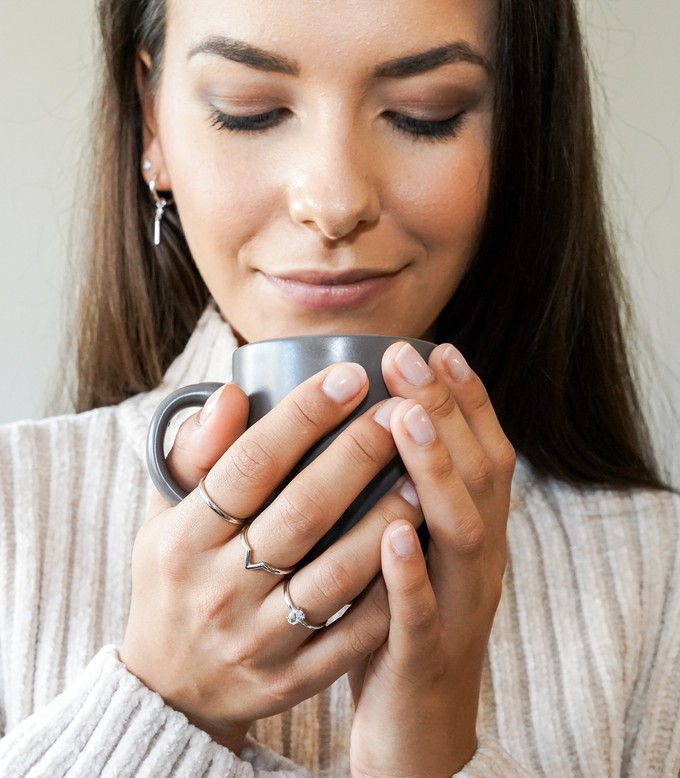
513, 457, 679, 539
0, 396, 153, 531
509, 457, 680, 607
0, 405, 123, 484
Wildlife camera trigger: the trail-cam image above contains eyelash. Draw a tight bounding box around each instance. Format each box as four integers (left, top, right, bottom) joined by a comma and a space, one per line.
384, 111, 467, 141
208, 108, 466, 141
209, 108, 289, 134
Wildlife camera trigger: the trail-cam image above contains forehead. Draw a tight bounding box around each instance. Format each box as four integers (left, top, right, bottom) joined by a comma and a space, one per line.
166, 0, 496, 67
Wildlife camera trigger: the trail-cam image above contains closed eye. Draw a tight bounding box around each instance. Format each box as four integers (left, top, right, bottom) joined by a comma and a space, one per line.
209, 107, 290, 133
385, 111, 467, 141
208, 106, 467, 141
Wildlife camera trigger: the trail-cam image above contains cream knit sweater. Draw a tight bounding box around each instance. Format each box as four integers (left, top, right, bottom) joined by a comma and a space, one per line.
0, 307, 679, 777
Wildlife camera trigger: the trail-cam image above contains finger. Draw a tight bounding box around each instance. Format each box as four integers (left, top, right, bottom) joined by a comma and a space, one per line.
260, 475, 422, 656
148, 383, 249, 518
380, 521, 439, 666
389, 399, 485, 558
204, 362, 369, 523
430, 344, 515, 478
279, 576, 391, 704
223, 396, 401, 578
388, 400, 502, 616
382, 343, 508, 501
382, 342, 480, 477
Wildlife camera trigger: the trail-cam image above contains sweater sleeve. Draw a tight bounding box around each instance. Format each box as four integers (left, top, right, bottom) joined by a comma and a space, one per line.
0, 646, 310, 778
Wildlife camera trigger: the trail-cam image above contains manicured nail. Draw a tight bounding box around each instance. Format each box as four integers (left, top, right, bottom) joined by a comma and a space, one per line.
443, 344, 472, 382
398, 477, 421, 508
390, 524, 418, 559
395, 344, 433, 386
373, 397, 402, 430
322, 363, 367, 404
403, 404, 436, 446
200, 384, 226, 424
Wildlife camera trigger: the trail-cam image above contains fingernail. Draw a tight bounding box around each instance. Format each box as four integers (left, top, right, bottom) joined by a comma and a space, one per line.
403, 404, 436, 446
443, 344, 472, 382
398, 477, 421, 508
395, 344, 433, 386
200, 384, 226, 424
322, 363, 367, 404
390, 524, 418, 559
373, 397, 402, 430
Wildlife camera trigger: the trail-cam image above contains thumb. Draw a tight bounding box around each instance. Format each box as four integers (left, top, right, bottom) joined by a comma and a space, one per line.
149, 382, 249, 515
381, 521, 438, 663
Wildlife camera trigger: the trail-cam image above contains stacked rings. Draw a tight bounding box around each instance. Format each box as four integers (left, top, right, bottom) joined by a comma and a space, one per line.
197, 478, 321, 630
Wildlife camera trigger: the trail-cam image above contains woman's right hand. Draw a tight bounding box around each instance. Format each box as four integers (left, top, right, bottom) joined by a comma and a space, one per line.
120, 362, 421, 754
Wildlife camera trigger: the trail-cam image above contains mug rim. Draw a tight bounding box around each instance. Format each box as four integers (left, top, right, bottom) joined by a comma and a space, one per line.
235, 333, 437, 352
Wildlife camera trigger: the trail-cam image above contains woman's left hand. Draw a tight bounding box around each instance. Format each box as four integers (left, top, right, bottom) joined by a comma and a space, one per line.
349, 342, 515, 778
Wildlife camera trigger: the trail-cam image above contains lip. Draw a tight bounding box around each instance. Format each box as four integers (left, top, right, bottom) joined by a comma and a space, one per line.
260, 269, 400, 310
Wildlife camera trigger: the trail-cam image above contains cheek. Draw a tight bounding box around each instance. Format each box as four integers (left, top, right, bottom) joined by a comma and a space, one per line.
160, 111, 277, 259
397, 148, 490, 252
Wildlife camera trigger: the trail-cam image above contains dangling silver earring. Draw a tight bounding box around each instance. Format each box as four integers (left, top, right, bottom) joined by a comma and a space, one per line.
149, 175, 173, 246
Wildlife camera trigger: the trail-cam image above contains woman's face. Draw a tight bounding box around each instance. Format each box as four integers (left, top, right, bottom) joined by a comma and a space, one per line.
144, 0, 494, 343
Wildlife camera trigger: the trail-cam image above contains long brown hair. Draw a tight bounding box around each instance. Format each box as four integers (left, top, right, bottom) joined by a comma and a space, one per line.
73, 0, 667, 491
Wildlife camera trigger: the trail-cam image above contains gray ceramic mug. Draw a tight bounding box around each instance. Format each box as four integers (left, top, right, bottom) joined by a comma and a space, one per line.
147, 333, 436, 565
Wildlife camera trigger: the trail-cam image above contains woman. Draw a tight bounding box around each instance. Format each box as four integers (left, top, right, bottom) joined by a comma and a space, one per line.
1, 0, 678, 776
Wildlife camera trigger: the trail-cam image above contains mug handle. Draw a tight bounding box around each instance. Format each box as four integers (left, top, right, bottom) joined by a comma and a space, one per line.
146, 382, 224, 505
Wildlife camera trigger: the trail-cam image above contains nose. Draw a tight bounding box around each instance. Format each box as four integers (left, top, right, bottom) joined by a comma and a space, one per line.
287, 128, 381, 240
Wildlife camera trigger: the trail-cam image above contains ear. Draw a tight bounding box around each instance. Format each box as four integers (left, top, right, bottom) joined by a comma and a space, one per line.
136, 50, 172, 190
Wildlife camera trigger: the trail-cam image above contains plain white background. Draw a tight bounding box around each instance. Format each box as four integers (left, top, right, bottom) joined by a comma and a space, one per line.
1, 1, 678, 485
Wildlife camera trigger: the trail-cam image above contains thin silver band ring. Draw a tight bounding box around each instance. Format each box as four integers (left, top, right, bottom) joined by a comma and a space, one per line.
198, 477, 250, 526
240, 524, 296, 576
283, 580, 325, 630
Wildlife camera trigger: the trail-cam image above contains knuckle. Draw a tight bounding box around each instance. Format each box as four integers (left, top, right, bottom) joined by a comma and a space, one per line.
466, 456, 494, 495
348, 621, 385, 658
404, 597, 439, 634
224, 436, 275, 490
276, 482, 326, 537
283, 395, 326, 432
424, 451, 455, 482
450, 516, 486, 560
339, 428, 384, 469
494, 439, 517, 476
311, 556, 354, 598
424, 387, 457, 422
467, 384, 492, 415
377, 498, 412, 530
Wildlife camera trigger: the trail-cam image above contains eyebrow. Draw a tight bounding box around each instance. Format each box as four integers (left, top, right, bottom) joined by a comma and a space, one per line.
188, 37, 299, 75
188, 37, 490, 78
374, 43, 491, 78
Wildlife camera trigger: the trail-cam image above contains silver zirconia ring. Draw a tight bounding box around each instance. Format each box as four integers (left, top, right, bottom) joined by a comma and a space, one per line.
283, 579, 325, 630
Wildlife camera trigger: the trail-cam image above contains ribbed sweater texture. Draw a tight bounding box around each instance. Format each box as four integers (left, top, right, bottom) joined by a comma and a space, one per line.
0, 307, 679, 776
